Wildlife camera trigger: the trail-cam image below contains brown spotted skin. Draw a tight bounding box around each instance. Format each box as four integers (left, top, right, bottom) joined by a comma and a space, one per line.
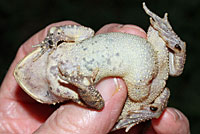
58, 65, 104, 110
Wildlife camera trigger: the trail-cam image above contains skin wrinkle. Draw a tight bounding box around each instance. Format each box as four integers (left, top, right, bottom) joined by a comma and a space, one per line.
88, 112, 104, 134
173, 109, 182, 121
1, 109, 18, 133
2, 118, 25, 134
56, 106, 91, 134
3, 101, 16, 118
54, 114, 74, 134
2, 121, 14, 134
173, 109, 190, 134
12, 121, 23, 134
72, 111, 90, 132
152, 108, 190, 134
54, 107, 78, 134
38, 108, 70, 134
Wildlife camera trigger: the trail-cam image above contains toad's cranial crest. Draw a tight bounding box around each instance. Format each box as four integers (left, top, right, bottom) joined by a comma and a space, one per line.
14, 2, 186, 132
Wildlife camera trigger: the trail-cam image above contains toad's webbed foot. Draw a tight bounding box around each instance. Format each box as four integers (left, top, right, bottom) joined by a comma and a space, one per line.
58, 65, 104, 110
112, 87, 170, 132
143, 2, 186, 76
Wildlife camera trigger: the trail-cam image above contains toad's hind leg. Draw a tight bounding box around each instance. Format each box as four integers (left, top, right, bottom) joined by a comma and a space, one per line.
58, 66, 104, 110
125, 80, 151, 102
112, 87, 170, 132
143, 2, 186, 76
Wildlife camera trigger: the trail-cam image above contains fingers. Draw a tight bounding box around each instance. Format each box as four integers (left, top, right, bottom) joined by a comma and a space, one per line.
151, 108, 190, 134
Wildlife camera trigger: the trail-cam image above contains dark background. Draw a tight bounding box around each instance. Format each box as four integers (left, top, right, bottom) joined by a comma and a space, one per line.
0, 0, 199, 133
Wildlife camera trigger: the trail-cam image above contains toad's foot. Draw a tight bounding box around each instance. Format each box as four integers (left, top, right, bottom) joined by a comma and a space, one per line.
58, 65, 104, 110
143, 2, 186, 76
32, 42, 56, 61
33, 25, 95, 61
112, 87, 170, 132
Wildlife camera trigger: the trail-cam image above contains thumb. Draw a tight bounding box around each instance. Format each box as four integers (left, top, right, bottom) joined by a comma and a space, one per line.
33, 78, 127, 134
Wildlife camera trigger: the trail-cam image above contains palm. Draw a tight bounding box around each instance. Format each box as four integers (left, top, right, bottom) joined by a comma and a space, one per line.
0, 81, 56, 133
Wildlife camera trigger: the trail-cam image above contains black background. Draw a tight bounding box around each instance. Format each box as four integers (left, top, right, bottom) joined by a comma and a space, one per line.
0, 0, 199, 133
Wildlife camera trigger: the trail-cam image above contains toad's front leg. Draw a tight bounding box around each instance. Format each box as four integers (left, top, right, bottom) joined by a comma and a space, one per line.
58, 66, 104, 110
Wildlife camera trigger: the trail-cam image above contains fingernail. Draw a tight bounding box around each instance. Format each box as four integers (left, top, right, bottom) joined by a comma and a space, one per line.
96, 78, 122, 101
105, 24, 124, 33
123, 25, 146, 33
112, 78, 122, 95
118, 25, 147, 38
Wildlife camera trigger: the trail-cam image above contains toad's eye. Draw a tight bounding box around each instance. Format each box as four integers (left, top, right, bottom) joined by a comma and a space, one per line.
175, 44, 182, 51
48, 40, 53, 45
48, 40, 53, 48
150, 106, 158, 112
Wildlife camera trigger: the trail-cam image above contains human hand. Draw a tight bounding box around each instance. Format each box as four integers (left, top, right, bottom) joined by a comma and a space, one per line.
0, 21, 190, 134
